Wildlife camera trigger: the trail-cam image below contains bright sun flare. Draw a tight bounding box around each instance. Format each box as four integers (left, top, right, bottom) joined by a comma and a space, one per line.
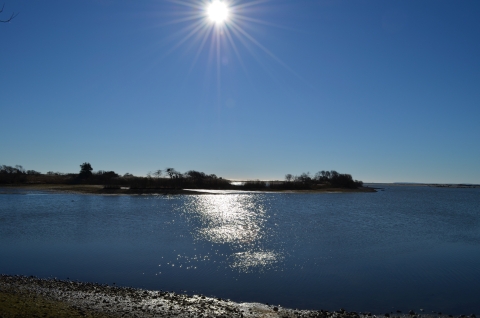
207, 0, 229, 24
165, 0, 300, 88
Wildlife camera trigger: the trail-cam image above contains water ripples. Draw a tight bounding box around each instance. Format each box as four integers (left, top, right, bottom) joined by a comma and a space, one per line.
1, 186, 480, 313
178, 194, 282, 272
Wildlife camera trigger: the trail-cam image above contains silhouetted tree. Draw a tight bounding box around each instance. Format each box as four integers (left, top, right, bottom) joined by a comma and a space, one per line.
79, 162, 93, 178
185, 170, 206, 182
297, 172, 312, 184
2, 165, 22, 174
95, 170, 118, 178
0, 164, 27, 183
314, 171, 324, 182
153, 169, 163, 179
15, 165, 25, 173
165, 168, 180, 179
93, 170, 119, 185
285, 174, 293, 182
0, 165, 27, 175
327, 172, 362, 188
0, 4, 18, 23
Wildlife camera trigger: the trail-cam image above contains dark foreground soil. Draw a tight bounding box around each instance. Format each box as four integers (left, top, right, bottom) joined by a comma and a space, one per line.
1, 275, 467, 318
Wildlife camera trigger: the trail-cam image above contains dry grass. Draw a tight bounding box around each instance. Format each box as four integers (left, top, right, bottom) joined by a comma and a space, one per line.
0, 290, 114, 318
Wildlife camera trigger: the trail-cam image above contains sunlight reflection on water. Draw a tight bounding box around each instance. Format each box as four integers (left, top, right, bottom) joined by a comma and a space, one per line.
2, 187, 480, 313
230, 251, 281, 272
182, 194, 281, 272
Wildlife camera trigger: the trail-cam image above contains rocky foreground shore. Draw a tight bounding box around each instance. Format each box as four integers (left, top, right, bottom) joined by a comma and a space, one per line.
1, 275, 471, 318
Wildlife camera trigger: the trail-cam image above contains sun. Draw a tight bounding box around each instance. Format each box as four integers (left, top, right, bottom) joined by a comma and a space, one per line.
207, 0, 229, 24
161, 0, 304, 89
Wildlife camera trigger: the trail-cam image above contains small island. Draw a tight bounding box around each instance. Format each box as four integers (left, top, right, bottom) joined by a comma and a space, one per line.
0, 163, 375, 194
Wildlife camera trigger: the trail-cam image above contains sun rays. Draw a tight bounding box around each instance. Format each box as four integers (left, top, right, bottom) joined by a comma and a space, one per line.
161, 0, 301, 85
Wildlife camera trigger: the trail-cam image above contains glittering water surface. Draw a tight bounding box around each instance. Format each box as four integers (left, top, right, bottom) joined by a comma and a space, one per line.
181, 194, 282, 272
1, 186, 480, 314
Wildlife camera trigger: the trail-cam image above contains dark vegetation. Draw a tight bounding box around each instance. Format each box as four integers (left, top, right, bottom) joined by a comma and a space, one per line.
0, 163, 364, 191
244, 171, 363, 190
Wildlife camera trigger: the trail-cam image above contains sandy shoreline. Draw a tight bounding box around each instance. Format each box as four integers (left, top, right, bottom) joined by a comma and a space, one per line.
0, 275, 454, 318
0, 184, 376, 195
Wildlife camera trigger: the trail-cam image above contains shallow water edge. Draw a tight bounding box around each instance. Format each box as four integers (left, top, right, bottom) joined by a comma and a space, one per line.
0, 183, 376, 195
1, 275, 471, 318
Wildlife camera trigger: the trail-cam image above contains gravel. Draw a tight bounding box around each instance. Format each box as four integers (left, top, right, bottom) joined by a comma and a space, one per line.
0, 275, 472, 318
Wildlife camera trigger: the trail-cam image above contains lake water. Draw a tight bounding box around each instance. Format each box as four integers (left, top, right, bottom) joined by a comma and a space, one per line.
1, 185, 479, 314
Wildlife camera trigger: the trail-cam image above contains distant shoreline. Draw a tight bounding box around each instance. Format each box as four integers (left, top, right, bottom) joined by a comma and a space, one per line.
366, 183, 480, 189
0, 183, 376, 195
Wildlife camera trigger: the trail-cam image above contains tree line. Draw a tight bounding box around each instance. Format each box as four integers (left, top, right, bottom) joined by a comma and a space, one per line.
242, 170, 362, 190
0, 163, 232, 189
283, 170, 363, 189
1, 163, 364, 190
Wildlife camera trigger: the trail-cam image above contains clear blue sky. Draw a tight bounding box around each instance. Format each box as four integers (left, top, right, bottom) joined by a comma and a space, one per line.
1, 0, 479, 183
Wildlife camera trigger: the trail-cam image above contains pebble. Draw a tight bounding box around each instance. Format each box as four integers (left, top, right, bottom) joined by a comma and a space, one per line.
0, 274, 476, 318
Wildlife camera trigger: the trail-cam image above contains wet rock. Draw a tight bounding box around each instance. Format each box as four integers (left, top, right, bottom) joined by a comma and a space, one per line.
1, 274, 476, 318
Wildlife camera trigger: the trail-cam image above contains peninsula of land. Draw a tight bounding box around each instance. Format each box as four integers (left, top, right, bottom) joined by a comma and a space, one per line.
0, 163, 375, 194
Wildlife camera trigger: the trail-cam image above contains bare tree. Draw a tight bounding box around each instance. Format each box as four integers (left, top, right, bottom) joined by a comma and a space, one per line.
0, 4, 18, 23
153, 169, 163, 179
165, 168, 180, 179
285, 174, 293, 182
15, 165, 25, 173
